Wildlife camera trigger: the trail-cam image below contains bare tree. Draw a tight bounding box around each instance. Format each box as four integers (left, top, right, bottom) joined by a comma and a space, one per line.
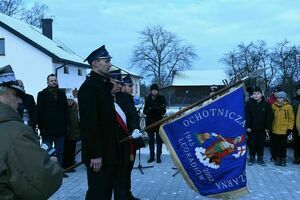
131, 25, 197, 87
223, 39, 300, 99
271, 39, 300, 98
20, 3, 49, 28
0, 0, 50, 28
221, 50, 240, 82
221, 42, 263, 83
0, 0, 22, 16
222, 41, 277, 94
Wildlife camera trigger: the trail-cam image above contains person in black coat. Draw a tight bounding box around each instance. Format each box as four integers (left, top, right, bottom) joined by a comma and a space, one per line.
246, 87, 274, 166
143, 83, 166, 163
16, 80, 38, 132
116, 75, 145, 200
78, 45, 123, 200
37, 74, 69, 167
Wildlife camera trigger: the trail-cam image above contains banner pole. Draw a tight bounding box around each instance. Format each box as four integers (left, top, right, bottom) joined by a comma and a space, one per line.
120, 79, 245, 143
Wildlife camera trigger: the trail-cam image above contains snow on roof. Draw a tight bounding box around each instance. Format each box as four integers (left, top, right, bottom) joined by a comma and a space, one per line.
0, 13, 87, 67
172, 70, 228, 86
110, 64, 140, 77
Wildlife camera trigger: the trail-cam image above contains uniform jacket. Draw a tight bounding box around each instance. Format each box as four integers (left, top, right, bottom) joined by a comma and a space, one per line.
17, 93, 37, 131
143, 94, 166, 126
116, 92, 145, 150
246, 99, 274, 131
0, 102, 62, 200
272, 101, 295, 135
37, 87, 69, 137
78, 71, 120, 165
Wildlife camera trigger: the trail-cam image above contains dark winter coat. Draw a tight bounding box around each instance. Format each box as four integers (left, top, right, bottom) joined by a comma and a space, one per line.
17, 93, 38, 131
143, 94, 167, 126
0, 102, 62, 199
116, 92, 145, 150
246, 99, 274, 131
37, 87, 69, 137
78, 71, 120, 166
66, 102, 80, 141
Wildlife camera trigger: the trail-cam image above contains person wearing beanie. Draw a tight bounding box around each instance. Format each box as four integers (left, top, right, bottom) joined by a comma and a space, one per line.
291, 85, 300, 164
272, 91, 295, 166
63, 94, 80, 171
246, 87, 273, 166
267, 87, 279, 105
143, 83, 166, 163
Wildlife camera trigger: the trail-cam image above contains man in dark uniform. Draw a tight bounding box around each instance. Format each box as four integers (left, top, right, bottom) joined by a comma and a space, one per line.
37, 74, 69, 168
78, 45, 123, 200
143, 83, 166, 163
16, 80, 38, 132
115, 74, 145, 200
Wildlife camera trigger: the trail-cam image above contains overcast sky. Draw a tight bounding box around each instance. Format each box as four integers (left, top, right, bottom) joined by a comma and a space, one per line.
26, 0, 300, 74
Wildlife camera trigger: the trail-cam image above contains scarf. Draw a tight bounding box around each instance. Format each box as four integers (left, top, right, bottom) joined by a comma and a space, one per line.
114, 103, 135, 161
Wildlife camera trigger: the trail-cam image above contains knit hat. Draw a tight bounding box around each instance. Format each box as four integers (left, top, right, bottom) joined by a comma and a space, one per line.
150, 83, 159, 91
277, 91, 287, 99
253, 86, 262, 93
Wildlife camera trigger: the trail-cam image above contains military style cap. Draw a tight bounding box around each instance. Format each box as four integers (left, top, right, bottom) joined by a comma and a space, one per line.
123, 75, 133, 85
108, 69, 123, 83
84, 45, 112, 64
0, 65, 24, 94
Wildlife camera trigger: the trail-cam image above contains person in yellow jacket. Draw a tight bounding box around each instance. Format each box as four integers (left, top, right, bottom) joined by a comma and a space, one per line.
272, 91, 295, 166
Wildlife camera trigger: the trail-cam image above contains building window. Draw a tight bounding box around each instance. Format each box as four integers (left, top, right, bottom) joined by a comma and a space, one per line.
0, 38, 5, 55
78, 68, 82, 76
64, 66, 69, 74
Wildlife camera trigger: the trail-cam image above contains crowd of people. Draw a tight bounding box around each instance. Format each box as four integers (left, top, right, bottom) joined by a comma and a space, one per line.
1, 44, 299, 200
0, 45, 167, 199
246, 85, 300, 167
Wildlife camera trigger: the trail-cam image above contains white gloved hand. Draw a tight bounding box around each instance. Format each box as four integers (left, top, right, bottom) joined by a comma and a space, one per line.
211, 133, 218, 137
131, 129, 142, 139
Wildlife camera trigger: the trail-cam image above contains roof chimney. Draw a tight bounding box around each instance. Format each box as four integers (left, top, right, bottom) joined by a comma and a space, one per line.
41, 18, 53, 40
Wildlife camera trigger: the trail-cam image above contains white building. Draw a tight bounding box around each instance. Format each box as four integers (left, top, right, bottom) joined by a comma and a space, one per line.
0, 13, 141, 98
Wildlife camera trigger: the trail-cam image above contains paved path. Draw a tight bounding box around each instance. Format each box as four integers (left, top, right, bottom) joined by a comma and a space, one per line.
50, 146, 300, 200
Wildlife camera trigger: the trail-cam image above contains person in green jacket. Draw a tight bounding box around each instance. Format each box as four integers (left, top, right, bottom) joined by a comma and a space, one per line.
0, 65, 63, 199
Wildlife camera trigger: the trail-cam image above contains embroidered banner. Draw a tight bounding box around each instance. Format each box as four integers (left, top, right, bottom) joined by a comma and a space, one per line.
160, 85, 248, 198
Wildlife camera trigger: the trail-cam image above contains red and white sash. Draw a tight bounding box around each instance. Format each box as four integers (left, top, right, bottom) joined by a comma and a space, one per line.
114, 103, 135, 161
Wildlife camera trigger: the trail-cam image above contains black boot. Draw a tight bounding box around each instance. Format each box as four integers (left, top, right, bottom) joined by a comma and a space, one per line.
147, 157, 155, 163
257, 157, 266, 166
280, 158, 286, 166
127, 192, 140, 200
248, 156, 255, 166
275, 157, 280, 166
156, 156, 161, 163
